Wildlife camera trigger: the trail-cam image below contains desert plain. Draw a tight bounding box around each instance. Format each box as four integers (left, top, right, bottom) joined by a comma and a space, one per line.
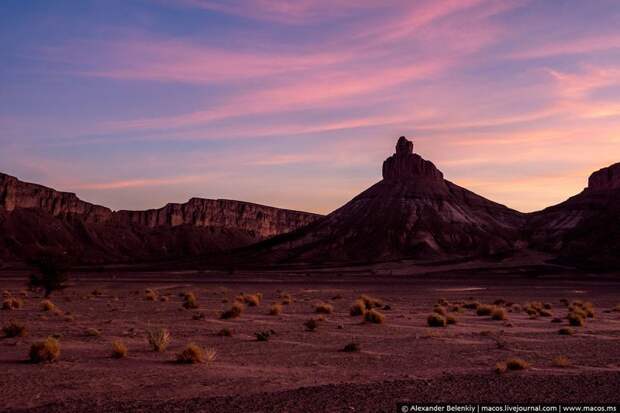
2, 257, 620, 412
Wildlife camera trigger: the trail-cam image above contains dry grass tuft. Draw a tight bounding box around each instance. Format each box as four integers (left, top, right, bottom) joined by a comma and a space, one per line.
40, 299, 56, 312
427, 313, 447, 327
491, 307, 508, 321
315, 302, 333, 314
505, 357, 529, 370
111, 340, 128, 359
2, 298, 22, 310
343, 342, 360, 352
364, 309, 385, 324
221, 302, 244, 319
242, 293, 261, 306
552, 355, 571, 368
567, 312, 585, 327
2, 320, 27, 337
463, 301, 480, 310
182, 292, 199, 309
29, 337, 60, 363
280, 293, 292, 305
145, 288, 158, 301
476, 304, 494, 316
304, 318, 319, 331
176, 343, 206, 364
350, 299, 366, 316
255, 330, 275, 341
495, 362, 507, 374
146, 328, 171, 352
433, 306, 447, 316
559, 327, 575, 335
359, 294, 382, 309
269, 303, 283, 316
446, 314, 457, 325
85, 328, 101, 337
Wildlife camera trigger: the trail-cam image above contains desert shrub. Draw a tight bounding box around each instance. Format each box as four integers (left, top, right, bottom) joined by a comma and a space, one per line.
511, 304, 522, 313
40, 299, 56, 312
111, 340, 128, 359
364, 309, 385, 324
2, 298, 22, 310
359, 294, 382, 309
221, 302, 244, 319
176, 343, 205, 364
493, 299, 506, 306
350, 299, 366, 316
160, 296, 170, 302
559, 327, 575, 335
315, 302, 333, 314
242, 294, 261, 306
182, 292, 198, 309
568, 312, 585, 327
427, 313, 447, 327
543, 302, 552, 309
505, 357, 529, 370
433, 306, 446, 316
476, 305, 494, 316
29, 337, 60, 363
146, 328, 171, 352
281, 294, 292, 305
217, 328, 233, 337
538, 309, 553, 317
491, 307, 507, 321
304, 318, 318, 331
552, 356, 571, 368
495, 362, 507, 374
255, 330, 275, 341
2, 320, 27, 337
28, 250, 71, 297
269, 303, 283, 315
446, 314, 457, 325
343, 342, 360, 352
85, 328, 101, 337
145, 289, 158, 301
463, 301, 480, 310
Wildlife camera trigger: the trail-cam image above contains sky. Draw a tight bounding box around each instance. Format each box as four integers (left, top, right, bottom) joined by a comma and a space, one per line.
1, 0, 620, 214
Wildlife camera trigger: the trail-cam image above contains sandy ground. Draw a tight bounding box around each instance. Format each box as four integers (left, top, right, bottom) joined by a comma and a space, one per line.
1, 267, 620, 412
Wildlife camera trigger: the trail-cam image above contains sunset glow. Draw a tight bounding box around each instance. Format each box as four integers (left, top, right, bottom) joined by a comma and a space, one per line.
2, 0, 620, 213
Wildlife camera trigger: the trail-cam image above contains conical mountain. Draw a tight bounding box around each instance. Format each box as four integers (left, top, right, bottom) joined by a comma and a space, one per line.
246, 136, 525, 264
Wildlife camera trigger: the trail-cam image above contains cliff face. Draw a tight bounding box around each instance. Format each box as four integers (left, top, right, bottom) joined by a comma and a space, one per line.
0, 173, 111, 223
0, 172, 320, 263
587, 162, 620, 192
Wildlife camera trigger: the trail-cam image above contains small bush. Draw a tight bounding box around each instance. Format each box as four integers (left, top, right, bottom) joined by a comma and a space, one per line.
182, 292, 199, 309
111, 340, 128, 359
145, 289, 158, 301
255, 330, 275, 341
476, 305, 494, 316
315, 302, 333, 314
176, 343, 205, 364
495, 362, 507, 374
446, 314, 457, 325
463, 301, 480, 310
243, 294, 261, 307
269, 303, 283, 315
505, 357, 529, 370
364, 309, 385, 324
350, 299, 366, 316
217, 328, 233, 337
85, 328, 101, 337
433, 306, 447, 316
427, 313, 447, 327
40, 299, 56, 312
304, 318, 318, 331
29, 337, 60, 363
491, 307, 507, 321
221, 302, 244, 319
559, 327, 575, 335
359, 294, 382, 309
146, 328, 171, 352
568, 312, 585, 327
343, 342, 360, 352
281, 294, 292, 305
28, 250, 71, 297
3, 320, 27, 337
552, 356, 571, 368
2, 298, 22, 310
160, 296, 170, 302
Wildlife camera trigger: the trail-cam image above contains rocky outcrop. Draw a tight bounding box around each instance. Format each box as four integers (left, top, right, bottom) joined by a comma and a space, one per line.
587, 163, 620, 192
242, 136, 525, 264
0, 173, 320, 263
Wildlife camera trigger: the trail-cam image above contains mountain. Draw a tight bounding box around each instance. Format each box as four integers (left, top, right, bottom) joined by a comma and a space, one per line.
242, 136, 526, 265
0, 173, 320, 264
526, 162, 620, 270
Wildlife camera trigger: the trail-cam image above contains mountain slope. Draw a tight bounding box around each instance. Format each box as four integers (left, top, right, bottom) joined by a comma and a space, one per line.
242, 136, 525, 264
0, 173, 320, 264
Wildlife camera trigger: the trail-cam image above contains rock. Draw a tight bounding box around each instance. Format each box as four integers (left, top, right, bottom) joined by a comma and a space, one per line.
382, 136, 444, 182
587, 163, 620, 192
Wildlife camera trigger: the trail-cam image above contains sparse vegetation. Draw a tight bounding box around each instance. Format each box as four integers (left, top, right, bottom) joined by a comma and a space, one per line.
40, 299, 56, 312
315, 302, 333, 314
491, 307, 508, 321
242, 293, 261, 306
505, 357, 529, 370
559, 327, 575, 335
2, 298, 22, 310
255, 330, 275, 341
495, 362, 507, 374
269, 303, 283, 315
568, 312, 585, 327
433, 306, 446, 316
111, 340, 128, 358
358, 294, 382, 309
281, 294, 292, 305
147, 328, 171, 352
176, 343, 206, 364
28, 250, 71, 297
364, 308, 385, 324
343, 342, 360, 352
182, 292, 199, 309
446, 314, 457, 325
2, 320, 27, 337
221, 302, 244, 319
304, 318, 318, 331
85, 328, 101, 337
552, 356, 571, 368
145, 288, 158, 301
29, 337, 60, 363
427, 313, 447, 327
476, 304, 494, 316
463, 301, 480, 310
350, 299, 366, 316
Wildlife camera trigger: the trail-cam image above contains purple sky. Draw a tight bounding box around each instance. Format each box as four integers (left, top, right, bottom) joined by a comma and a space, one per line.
2, 0, 620, 213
